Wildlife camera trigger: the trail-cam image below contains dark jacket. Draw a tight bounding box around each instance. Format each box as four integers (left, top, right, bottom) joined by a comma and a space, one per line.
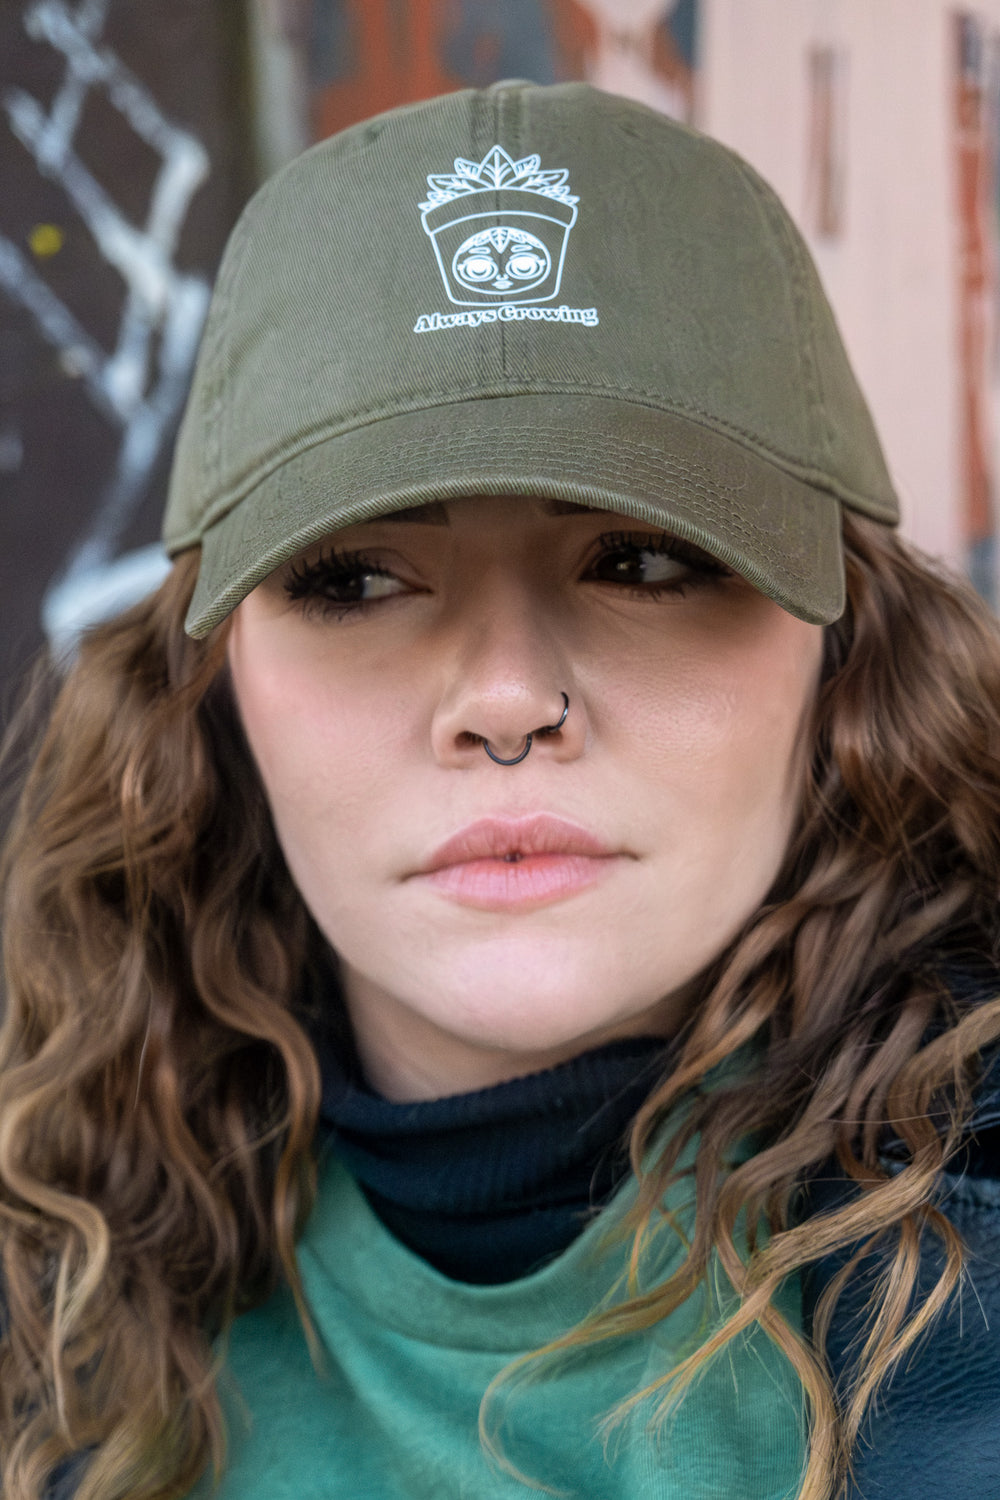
800, 1054, 1000, 1500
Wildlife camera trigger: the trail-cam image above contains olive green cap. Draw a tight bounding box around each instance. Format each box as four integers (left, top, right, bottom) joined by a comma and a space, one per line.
163, 80, 899, 637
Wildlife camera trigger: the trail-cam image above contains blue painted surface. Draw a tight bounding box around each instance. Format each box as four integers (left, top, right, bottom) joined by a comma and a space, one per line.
969, 535, 997, 608
664, 0, 699, 70
441, 0, 559, 88
310, 0, 358, 88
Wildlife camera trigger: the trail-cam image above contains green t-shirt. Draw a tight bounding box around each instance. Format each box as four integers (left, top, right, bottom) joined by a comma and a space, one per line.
191, 1143, 806, 1499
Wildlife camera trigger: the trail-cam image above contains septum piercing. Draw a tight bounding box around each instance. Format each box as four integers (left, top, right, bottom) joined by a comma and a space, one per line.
483, 693, 570, 766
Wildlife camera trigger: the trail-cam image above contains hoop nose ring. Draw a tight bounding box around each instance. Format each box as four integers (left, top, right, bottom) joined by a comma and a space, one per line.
483, 693, 570, 766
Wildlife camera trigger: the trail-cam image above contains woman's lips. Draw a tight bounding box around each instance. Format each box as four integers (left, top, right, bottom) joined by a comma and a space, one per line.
415, 815, 623, 911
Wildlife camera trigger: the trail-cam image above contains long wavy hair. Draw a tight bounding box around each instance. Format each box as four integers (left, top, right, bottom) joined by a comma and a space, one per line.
2, 513, 999, 1500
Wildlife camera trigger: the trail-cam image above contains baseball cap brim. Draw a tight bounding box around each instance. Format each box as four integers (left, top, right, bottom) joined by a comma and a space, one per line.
184, 392, 845, 637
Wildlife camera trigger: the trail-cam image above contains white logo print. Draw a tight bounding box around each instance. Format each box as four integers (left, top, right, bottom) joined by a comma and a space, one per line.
414, 145, 598, 332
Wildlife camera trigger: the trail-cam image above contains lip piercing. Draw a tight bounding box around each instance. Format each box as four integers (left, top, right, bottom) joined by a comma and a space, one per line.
483, 693, 570, 766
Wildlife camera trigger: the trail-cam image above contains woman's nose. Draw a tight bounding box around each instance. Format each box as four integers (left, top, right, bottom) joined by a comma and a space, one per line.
429, 596, 587, 768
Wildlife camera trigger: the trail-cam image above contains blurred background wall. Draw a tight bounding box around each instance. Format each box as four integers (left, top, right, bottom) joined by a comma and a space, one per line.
4, 0, 1000, 713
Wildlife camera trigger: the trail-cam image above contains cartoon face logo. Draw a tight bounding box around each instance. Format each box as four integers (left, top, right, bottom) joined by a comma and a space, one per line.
452, 227, 552, 297
419, 146, 579, 308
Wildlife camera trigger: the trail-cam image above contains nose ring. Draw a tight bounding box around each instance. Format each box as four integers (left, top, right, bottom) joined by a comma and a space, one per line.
483, 693, 570, 766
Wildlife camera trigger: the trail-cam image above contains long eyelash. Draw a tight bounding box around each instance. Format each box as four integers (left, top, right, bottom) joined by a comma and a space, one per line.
283, 547, 386, 600
597, 530, 730, 571
281, 531, 731, 618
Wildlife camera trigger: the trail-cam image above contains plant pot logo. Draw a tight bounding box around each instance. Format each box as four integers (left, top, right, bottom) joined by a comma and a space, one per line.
419, 145, 579, 307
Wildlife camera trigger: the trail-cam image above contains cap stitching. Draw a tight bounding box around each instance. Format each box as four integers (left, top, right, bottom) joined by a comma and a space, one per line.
792, 239, 838, 470
175, 379, 889, 540
730, 155, 825, 469
495, 86, 508, 380
202, 431, 821, 573
200, 201, 261, 511
471, 87, 489, 394
311, 430, 796, 559
777, 201, 834, 471
177, 415, 874, 547
731, 154, 833, 471
169, 400, 856, 557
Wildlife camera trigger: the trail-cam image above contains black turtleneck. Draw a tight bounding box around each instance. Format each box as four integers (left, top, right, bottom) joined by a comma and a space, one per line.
313, 1025, 671, 1284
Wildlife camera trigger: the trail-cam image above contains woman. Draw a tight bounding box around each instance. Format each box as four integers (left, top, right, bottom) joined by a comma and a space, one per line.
2, 81, 999, 1500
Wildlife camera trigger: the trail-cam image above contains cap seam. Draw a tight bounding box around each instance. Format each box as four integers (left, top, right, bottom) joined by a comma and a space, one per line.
278, 436, 781, 554
201, 200, 261, 511
778, 195, 836, 471
166, 386, 886, 551
472, 86, 491, 393
177, 387, 887, 544
730, 155, 828, 472
495, 86, 508, 380
190, 438, 836, 604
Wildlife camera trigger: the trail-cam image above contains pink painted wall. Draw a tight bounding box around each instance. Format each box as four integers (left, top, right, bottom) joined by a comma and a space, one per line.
701, 0, 1000, 602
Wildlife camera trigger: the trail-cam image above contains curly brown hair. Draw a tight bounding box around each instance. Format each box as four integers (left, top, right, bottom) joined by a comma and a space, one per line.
1, 514, 999, 1499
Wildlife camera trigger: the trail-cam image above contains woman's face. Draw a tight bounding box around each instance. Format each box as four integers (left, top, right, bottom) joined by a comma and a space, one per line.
228, 496, 824, 1100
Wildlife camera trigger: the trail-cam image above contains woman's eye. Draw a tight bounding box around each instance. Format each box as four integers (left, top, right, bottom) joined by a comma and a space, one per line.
590, 547, 686, 587
283, 551, 409, 616
585, 532, 730, 594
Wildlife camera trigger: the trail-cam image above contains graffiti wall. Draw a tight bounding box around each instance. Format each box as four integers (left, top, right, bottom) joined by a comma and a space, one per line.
0, 0, 251, 709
